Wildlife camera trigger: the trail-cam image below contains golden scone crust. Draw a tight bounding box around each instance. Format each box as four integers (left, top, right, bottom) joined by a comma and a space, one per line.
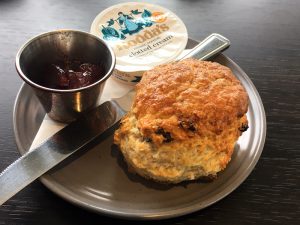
114, 59, 249, 183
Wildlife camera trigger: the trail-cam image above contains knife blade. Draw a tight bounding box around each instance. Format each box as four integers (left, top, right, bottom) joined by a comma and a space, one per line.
0, 92, 134, 205
0, 33, 230, 205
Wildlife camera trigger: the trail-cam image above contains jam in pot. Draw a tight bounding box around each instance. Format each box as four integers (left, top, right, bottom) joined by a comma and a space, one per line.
40, 60, 104, 89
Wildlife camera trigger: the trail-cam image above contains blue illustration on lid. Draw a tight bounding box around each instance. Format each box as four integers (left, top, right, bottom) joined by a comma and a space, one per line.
101, 8, 157, 41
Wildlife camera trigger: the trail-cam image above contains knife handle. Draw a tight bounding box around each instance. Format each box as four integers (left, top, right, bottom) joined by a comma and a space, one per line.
180, 33, 230, 60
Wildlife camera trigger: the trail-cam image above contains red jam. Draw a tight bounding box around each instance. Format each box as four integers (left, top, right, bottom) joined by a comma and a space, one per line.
41, 60, 104, 89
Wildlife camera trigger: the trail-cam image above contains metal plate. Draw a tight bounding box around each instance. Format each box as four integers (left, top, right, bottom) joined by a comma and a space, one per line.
13, 39, 266, 219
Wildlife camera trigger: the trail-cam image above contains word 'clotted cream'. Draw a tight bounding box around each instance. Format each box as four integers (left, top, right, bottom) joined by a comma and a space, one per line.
91, 2, 188, 84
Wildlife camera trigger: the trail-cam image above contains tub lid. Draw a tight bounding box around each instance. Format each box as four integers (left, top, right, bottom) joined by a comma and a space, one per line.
91, 2, 188, 72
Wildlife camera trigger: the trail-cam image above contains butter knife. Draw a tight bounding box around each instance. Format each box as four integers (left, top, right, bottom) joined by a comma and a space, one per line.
0, 33, 230, 205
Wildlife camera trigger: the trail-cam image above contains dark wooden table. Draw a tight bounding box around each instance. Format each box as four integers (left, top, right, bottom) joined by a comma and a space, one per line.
0, 0, 299, 224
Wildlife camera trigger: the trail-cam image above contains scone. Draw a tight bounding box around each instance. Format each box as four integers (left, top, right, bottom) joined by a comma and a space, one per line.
114, 58, 249, 183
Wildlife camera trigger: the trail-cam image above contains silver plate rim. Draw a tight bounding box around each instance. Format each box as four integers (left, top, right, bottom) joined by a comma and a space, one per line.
13, 39, 266, 220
